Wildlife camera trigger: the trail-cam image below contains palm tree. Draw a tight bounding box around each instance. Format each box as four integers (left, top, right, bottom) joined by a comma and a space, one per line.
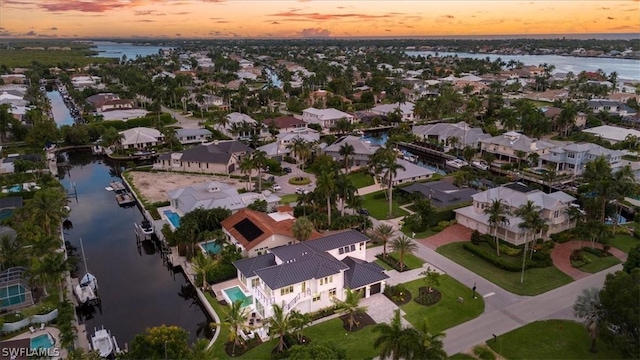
267, 303, 293, 353
30, 188, 68, 237
289, 310, 311, 344
573, 287, 603, 353
316, 171, 336, 227
339, 143, 355, 173
288, 137, 312, 173
371, 146, 405, 218
583, 156, 614, 223
374, 309, 421, 360
191, 252, 215, 290
335, 173, 357, 216
190, 339, 217, 359
239, 155, 254, 191
40, 252, 70, 302
612, 165, 637, 233
389, 236, 418, 271
373, 224, 395, 258
0, 234, 26, 269
514, 200, 539, 283
212, 300, 251, 354
251, 150, 268, 192
332, 288, 367, 331
292, 217, 314, 242
483, 199, 511, 256
416, 320, 447, 360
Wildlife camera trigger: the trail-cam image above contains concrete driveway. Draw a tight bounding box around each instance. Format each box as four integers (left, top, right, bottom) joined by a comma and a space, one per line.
273, 164, 317, 196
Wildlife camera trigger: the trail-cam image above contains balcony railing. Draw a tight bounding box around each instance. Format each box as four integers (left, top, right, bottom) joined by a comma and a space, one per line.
253, 287, 274, 306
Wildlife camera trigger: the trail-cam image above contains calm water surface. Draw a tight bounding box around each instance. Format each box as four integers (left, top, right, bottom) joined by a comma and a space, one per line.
59, 151, 210, 346
46, 91, 74, 127
91, 41, 167, 59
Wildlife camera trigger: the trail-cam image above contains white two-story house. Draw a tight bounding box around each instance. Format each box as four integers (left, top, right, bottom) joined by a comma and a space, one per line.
302, 108, 355, 130
232, 230, 388, 319
480, 131, 559, 163
455, 182, 577, 245
412, 121, 490, 151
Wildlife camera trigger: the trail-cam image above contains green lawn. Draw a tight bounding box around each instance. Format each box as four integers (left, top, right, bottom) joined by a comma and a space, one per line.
579, 252, 621, 274
448, 353, 476, 360
399, 275, 485, 333
487, 320, 621, 360
437, 242, 573, 296
239, 318, 380, 360
374, 259, 394, 270
401, 225, 437, 239
610, 234, 639, 253
204, 293, 232, 360
279, 193, 298, 204
348, 172, 375, 188
361, 191, 409, 220
387, 251, 425, 270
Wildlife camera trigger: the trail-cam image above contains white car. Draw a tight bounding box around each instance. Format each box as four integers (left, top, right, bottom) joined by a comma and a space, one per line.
295, 188, 310, 195
272, 184, 282, 191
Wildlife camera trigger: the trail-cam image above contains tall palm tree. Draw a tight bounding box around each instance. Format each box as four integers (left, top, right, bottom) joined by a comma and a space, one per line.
335, 173, 357, 216
514, 200, 539, 283
583, 156, 614, 223
373, 224, 395, 258
289, 310, 311, 344
40, 252, 70, 302
287, 137, 311, 173
332, 288, 367, 331
239, 155, 254, 191
389, 236, 418, 271
30, 188, 68, 237
211, 300, 251, 354
316, 171, 336, 227
483, 199, 511, 256
612, 165, 637, 233
190, 338, 217, 360
416, 320, 447, 360
374, 309, 422, 360
267, 303, 293, 353
339, 143, 355, 173
573, 287, 603, 353
191, 252, 215, 290
371, 146, 405, 218
251, 150, 268, 192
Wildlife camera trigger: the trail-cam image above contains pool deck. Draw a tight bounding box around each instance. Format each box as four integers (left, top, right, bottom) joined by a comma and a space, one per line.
210, 278, 245, 302
5, 326, 66, 359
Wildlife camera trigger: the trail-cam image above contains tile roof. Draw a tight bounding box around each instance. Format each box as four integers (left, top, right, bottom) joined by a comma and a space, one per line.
342, 256, 389, 289
264, 116, 306, 129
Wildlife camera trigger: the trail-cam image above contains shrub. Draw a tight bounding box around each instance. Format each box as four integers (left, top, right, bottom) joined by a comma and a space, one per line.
373, 192, 387, 200
582, 247, 609, 257
204, 263, 237, 284
414, 287, 442, 306
383, 284, 412, 305
463, 243, 527, 271
499, 244, 522, 257
282, 156, 297, 164
473, 346, 496, 360
471, 230, 482, 245
288, 177, 311, 185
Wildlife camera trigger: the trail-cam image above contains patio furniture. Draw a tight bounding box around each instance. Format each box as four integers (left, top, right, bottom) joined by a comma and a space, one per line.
40, 323, 45, 331
29, 326, 36, 333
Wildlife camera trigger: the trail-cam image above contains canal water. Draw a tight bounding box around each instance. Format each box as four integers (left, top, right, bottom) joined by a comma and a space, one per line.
58, 151, 210, 346
46, 91, 75, 127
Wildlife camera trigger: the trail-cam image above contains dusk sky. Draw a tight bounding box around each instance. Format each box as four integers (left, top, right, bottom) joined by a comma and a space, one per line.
1, 0, 639, 39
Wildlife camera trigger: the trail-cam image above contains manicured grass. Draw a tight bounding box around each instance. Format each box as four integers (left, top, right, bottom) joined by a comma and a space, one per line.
239, 318, 380, 360
375, 259, 394, 270
279, 193, 298, 204
348, 172, 375, 188
610, 234, 639, 253
361, 191, 409, 220
399, 275, 485, 333
204, 292, 232, 360
579, 252, 621, 274
448, 353, 476, 360
437, 242, 573, 296
487, 320, 621, 360
387, 251, 425, 270
401, 225, 437, 239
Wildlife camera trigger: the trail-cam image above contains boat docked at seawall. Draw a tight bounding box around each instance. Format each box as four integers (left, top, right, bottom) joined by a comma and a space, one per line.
471, 160, 489, 171
91, 326, 121, 358
445, 159, 469, 169
74, 238, 100, 306
109, 181, 136, 206
134, 218, 155, 237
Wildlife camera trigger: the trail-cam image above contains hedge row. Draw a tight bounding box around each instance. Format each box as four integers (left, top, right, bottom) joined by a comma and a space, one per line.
463, 242, 526, 272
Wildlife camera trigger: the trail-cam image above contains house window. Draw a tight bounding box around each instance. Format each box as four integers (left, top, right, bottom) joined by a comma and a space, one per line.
350, 244, 356, 252
251, 278, 260, 288
319, 276, 333, 286
360, 242, 364, 251
567, 152, 575, 159
329, 288, 337, 297
312, 294, 321, 302
339, 248, 344, 255
280, 286, 294, 296
554, 210, 560, 218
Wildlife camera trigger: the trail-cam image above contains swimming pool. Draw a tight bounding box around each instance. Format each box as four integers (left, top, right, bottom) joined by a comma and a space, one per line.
0, 284, 27, 308
30, 333, 54, 350
0, 208, 14, 220
199, 242, 221, 255
163, 210, 181, 229
222, 286, 253, 308
4, 184, 23, 193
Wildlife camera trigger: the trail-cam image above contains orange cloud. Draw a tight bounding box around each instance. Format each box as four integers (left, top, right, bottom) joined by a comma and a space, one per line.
270, 10, 403, 21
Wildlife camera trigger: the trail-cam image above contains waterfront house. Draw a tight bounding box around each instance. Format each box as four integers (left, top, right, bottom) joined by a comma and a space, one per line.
87, 93, 135, 112
154, 140, 252, 174
588, 99, 637, 117
582, 125, 640, 144
400, 181, 478, 209
232, 230, 388, 318
383, 159, 435, 186
264, 116, 307, 132
371, 102, 416, 122
538, 142, 624, 176
412, 121, 490, 151
455, 183, 577, 245
222, 112, 270, 140
175, 128, 213, 145
221, 208, 321, 258
302, 108, 355, 130
166, 181, 280, 218
70, 75, 101, 89
323, 135, 378, 166
258, 129, 320, 161
479, 131, 558, 164
118, 127, 164, 149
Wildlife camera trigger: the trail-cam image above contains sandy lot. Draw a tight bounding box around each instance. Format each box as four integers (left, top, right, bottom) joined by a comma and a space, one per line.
128, 171, 244, 203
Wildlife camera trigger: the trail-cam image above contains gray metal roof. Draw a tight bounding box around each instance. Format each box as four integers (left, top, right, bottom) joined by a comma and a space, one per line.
400, 181, 477, 208
306, 230, 370, 252
254, 251, 348, 289
342, 256, 389, 289
233, 253, 276, 278
175, 128, 212, 137
161, 140, 252, 164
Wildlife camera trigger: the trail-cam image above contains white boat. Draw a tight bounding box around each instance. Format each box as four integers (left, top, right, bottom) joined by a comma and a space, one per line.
91, 326, 115, 358
471, 160, 489, 171
74, 238, 99, 305
445, 159, 469, 169
138, 219, 155, 236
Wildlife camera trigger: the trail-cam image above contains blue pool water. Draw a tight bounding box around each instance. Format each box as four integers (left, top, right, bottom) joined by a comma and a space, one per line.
163, 210, 181, 228
605, 215, 627, 225
199, 242, 221, 255
0, 284, 27, 308
6, 185, 23, 193
362, 133, 388, 146
0, 209, 14, 220
223, 286, 253, 308
30, 333, 54, 350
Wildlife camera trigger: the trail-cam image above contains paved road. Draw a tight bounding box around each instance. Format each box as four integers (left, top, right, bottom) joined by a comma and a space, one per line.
162, 106, 203, 130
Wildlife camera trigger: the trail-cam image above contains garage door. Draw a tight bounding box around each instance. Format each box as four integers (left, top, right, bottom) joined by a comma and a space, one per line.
370, 283, 381, 295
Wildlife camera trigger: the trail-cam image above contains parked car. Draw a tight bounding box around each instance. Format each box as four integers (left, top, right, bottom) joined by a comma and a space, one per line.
359, 208, 370, 216
272, 184, 282, 191
295, 187, 310, 195
266, 176, 276, 183
283, 167, 292, 173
